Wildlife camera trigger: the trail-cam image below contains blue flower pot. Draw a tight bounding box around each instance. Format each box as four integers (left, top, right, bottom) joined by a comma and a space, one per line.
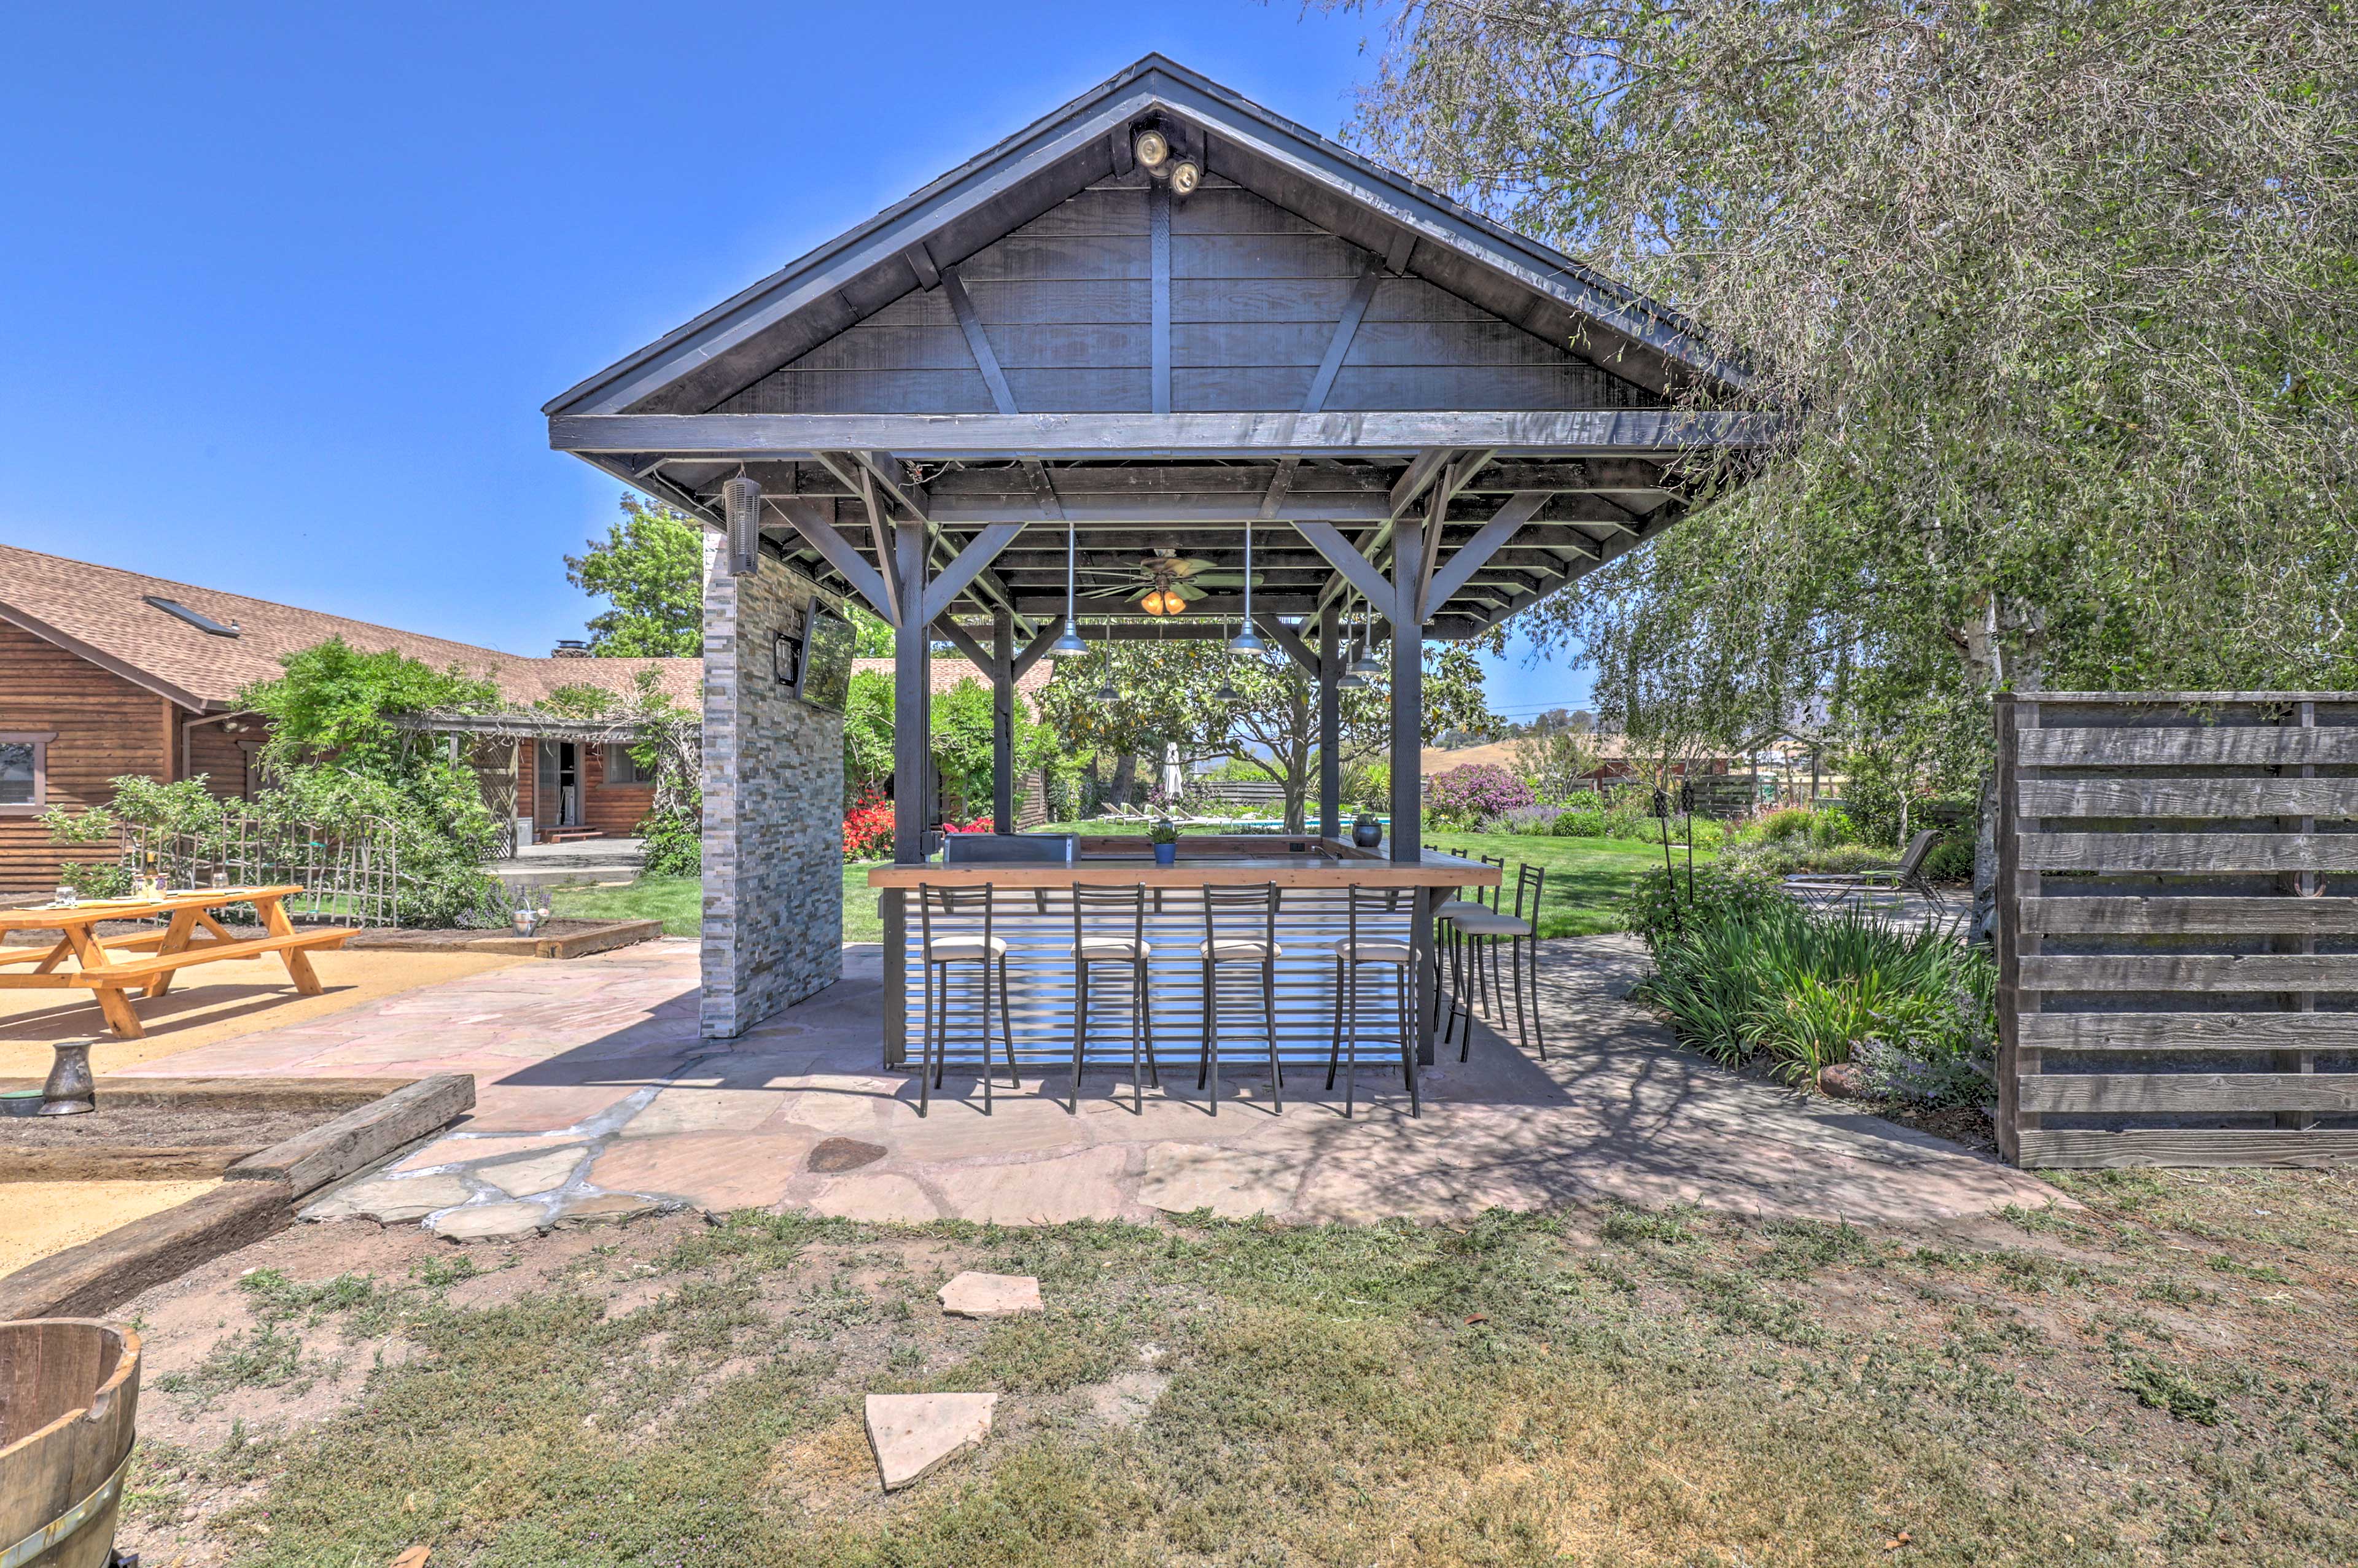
1153, 842, 1177, 866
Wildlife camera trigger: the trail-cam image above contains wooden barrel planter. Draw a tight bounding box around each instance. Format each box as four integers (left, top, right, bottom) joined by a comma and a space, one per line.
0, 1320, 141, 1568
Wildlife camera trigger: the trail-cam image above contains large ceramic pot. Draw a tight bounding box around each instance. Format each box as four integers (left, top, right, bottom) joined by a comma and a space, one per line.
1352, 815, 1383, 849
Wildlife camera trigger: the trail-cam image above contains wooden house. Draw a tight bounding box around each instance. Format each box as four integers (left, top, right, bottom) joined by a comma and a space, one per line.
0, 545, 697, 890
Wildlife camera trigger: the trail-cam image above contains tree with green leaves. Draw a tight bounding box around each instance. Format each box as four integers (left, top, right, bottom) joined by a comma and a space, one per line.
565, 495, 705, 656
1336, 0, 2358, 917
1031, 627, 1498, 831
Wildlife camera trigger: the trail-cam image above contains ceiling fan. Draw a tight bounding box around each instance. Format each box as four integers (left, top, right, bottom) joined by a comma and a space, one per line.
1075, 546, 1259, 616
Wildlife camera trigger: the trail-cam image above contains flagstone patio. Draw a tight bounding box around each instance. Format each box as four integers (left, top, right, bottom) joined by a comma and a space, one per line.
124, 936, 2062, 1234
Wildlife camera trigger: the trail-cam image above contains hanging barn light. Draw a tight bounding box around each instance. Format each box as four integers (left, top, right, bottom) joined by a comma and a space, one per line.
1228, 519, 1266, 654
1048, 515, 1089, 657
1349, 602, 1384, 677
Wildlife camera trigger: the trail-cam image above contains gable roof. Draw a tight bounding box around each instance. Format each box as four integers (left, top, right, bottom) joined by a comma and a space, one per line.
547, 53, 1736, 423
0, 545, 699, 713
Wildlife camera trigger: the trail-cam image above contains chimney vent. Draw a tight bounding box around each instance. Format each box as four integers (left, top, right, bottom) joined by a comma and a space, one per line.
552, 639, 590, 659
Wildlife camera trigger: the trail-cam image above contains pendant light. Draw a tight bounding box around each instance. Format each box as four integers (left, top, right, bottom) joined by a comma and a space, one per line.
1348, 602, 1383, 677
1048, 515, 1088, 657
1093, 621, 1120, 702
1228, 519, 1267, 654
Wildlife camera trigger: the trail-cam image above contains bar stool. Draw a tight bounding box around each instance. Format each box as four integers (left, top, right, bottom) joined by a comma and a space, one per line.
1446, 864, 1547, 1060
1439, 853, 1506, 1055
1318, 885, 1419, 1119
1068, 883, 1155, 1113
1198, 882, 1284, 1116
913, 882, 1017, 1116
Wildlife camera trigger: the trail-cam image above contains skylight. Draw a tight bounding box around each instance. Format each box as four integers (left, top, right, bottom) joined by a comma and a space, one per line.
143, 596, 241, 637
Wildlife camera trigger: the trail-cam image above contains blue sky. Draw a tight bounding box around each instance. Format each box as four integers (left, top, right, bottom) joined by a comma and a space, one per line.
0, 1, 1588, 721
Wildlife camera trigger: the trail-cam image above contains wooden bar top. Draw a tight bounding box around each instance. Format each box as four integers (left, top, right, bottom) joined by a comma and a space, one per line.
865, 837, 1498, 890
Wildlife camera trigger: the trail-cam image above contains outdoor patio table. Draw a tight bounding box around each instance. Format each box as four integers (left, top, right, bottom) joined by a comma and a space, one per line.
870, 836, 1498, 1079
0, 885, 356, 1038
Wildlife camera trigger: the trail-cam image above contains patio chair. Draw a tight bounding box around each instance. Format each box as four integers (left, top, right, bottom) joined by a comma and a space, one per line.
1784, 828, 1946, 914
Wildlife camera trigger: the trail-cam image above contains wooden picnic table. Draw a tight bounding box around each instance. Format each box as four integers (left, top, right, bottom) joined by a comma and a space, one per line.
0, 885, 356, 1038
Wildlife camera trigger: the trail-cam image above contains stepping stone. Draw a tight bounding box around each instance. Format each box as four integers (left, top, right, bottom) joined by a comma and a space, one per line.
428, 1200, 549, 1241
938, 1271, 1042, 1319
303, 1171, 471, 1224
865, 1392, 997, 1492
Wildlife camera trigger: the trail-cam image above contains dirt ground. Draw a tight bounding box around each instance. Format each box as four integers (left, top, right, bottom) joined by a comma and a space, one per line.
107, 1165, 2358, 1568
0, 1177, 222, 1274
0, 1101, 327, 1154
0, 947, 524, 1076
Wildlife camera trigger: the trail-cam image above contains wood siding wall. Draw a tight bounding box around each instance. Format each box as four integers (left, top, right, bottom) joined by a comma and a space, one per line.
0, 622, 171, 890
717, 176, 1660, 417
1998, 693, 2358, 1168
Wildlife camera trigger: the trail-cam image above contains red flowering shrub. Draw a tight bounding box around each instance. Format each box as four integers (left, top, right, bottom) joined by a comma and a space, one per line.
942, 815, 994, 834
842, 788, 894, 860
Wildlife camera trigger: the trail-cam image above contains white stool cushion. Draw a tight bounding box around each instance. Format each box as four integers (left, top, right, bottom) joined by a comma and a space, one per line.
1434, 899, 1484, 918
1447, 909, 1531, 939
1200, 937, 1282, 961
1074, 936, 1151, 960
929, 934, 1007, 961
1315, 938, 1414, 964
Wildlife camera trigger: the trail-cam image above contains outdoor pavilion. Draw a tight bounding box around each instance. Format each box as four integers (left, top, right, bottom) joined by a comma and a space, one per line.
546, 55, 1764, 1045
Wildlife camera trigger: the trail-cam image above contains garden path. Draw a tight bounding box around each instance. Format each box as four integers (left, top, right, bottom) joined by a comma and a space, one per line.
123, 936, 2060, 1232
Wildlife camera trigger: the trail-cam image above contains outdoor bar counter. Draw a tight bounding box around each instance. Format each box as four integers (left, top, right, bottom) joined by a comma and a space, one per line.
868, 837, 1498, 1077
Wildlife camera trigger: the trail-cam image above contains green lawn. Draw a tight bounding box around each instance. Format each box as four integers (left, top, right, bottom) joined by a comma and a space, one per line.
552, 836, 1678, 944
551, 863, 887, 943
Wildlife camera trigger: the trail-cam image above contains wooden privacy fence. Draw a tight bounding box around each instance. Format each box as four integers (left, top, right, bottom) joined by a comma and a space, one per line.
1997, 693, 2358, 1167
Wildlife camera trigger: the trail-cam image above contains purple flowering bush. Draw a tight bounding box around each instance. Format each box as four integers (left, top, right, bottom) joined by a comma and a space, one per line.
1425, 763, 1536, 826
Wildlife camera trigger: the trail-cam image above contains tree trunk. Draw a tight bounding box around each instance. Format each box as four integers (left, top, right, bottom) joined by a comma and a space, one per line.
1110, 751, 1137, 809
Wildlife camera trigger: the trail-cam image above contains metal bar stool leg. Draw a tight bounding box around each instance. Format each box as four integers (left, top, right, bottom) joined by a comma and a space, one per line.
1198, 957, 1216, 1092
1524, 936, 1547, 1060
1509, 936, 1531, 1058
918, 961, 936, 1117
1129, 959, 1146, 1115
997, 957, 1020, 1088
1262, 955, 1282, 1113
976, 961, 994, 1114
1202, 955, 1221, 1116
1070, 962, 1089, 1114
1398, 961, 1420, 1117
1325, 955, 1345, 1093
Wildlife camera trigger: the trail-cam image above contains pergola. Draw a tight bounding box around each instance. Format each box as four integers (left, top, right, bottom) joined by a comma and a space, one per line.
547, 56, 1759, 1033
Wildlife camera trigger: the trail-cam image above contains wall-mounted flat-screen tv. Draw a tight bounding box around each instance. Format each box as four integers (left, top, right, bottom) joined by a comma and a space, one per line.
796, 605, 855, 711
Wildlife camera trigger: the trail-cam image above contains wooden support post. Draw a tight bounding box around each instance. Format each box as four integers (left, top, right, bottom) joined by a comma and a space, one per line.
1389, 514, 1434, 1065
992, 607, 1015, 833
1318, 604, 1340, 839
892, 516, 932, 864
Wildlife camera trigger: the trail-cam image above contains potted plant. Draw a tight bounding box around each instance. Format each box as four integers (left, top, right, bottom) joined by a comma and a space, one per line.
1351, 812, 1383, 850
1150, 817, 1180, 866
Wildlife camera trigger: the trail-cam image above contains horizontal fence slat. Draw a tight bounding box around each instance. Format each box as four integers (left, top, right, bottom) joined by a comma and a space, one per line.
2018, 777, 2358, 819
2018, 1073, 2358, 1114
2021, 896, 2358, 935
2020, 954, 2358, 991
2015, 1128, 2358, 1169
2020, 833, 2358, 872
2020, 1013, 2358, 1050
2017, 726, 2358, 767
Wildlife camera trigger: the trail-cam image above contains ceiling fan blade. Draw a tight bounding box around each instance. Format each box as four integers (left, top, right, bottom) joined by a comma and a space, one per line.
1167, 558, 1221, 576
1173, 582, 1210, 600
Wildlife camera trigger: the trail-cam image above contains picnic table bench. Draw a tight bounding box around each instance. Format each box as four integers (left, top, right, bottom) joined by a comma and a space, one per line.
0, 885, 356, 1038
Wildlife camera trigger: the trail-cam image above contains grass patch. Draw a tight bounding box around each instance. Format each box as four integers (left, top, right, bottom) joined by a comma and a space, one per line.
125, 1170, 2358, 1567
550, 863, 887, 943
